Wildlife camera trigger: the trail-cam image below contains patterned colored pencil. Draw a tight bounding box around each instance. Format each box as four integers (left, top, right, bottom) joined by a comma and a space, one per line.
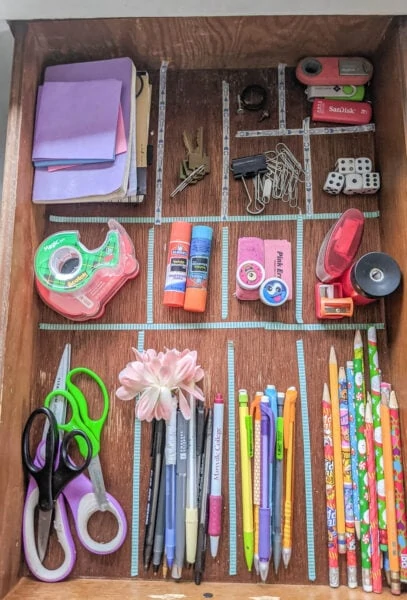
323, 383, 339, 588
354, 330, 372, 592
367, 326, 387, 551
346, 360, 361, 540
338, 366, 357, 588
381, 386, 401, 595
365, 393, 382, 593
329, 346, 346, 554
389, 390, 407, 584
250, 391, 262, 575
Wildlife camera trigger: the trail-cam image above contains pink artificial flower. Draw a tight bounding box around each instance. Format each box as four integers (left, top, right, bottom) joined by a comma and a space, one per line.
116, 348, 205, 422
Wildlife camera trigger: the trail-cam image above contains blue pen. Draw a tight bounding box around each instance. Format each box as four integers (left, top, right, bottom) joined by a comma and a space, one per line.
346, 361, 360, 540
165, 405, 177, 568
265, 385, 277, 550
259, 396, 275, 582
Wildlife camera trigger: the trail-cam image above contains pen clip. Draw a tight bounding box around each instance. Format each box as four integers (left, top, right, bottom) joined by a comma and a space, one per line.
260, 402, 275, 462
283, 388, 297, 448
276, 416, 284, 460
245, 415, 253, 458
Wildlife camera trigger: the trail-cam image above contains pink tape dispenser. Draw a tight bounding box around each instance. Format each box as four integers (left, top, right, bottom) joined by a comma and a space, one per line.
34, 219, 139, 320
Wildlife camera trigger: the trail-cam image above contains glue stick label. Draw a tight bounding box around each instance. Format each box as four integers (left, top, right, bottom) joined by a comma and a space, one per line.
164, 241, 189, 293
186, 238, 211, 289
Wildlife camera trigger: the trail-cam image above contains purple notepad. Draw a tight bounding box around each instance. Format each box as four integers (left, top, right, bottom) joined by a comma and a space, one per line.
32, 57, 135, 203
32, 79, 122, 165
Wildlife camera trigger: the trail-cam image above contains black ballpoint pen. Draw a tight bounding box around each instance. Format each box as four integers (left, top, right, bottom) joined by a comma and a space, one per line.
152, 449, 166, 574
196, 400, 206, 477
195, 408, 212, 585
143, 419, 165, 570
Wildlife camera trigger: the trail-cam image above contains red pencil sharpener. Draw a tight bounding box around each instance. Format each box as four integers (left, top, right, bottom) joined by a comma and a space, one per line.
296, 56, 374, 86
315, 282, 354, 319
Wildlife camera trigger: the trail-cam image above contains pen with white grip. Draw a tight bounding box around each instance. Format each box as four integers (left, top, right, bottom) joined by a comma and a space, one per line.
208, 393, 224, 558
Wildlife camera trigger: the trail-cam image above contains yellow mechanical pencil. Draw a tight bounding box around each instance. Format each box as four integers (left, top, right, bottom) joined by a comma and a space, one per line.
282, 386, 297, 569
239, 389, 254, 571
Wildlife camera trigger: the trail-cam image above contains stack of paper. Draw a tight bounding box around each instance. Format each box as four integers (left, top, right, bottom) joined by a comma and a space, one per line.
32, 57, 151, 204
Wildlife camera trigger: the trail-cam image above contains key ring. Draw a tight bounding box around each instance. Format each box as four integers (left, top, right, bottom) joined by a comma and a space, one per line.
240, 84, 267, 112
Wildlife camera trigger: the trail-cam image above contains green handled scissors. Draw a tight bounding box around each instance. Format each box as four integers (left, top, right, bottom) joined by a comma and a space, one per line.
44, 367, 110, 511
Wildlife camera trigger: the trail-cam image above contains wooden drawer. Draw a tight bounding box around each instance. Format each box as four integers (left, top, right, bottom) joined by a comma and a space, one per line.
0, 15, 406, 600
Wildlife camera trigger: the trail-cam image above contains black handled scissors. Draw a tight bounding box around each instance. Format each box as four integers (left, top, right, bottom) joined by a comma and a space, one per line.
22, 406, 92, 561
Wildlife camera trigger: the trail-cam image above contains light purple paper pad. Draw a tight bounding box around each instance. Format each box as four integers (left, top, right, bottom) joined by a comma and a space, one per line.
32, 79, 122, 164
32, 57, 134, 203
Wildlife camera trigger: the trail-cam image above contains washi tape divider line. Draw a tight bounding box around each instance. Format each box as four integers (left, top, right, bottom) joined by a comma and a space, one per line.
49, 210, 380, 225
130, 330, 145, 576
154, 60, 169, 226
39, 321, 385, 332
221, 227, 229, 319
278, 63, 287, 131
146, 227, 155, 324
236, 123, 376, 138
227, 339, 237, 575
303, 117, 313, 215
296, 338, 316, 581
221, 81, 230, 222
295, 214, 304, 324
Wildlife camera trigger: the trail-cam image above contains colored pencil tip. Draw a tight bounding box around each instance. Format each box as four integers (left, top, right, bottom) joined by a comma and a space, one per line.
259, 561, 269, 582
354, 329, 362, 347
329, 345, 337, 364
390, 390, 398, 409
171, 565, 182, 581
322, 382, 330, 402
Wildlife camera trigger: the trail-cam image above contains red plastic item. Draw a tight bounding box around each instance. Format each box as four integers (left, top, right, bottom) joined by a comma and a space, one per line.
316, 208, 365, 283
296, 56, 373, 86
312, 99, 372, 125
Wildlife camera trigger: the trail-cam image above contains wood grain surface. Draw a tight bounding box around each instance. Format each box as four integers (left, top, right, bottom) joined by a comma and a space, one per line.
21, 16, 392, 70
4, 577, 397, 600
1, 14, 406, 600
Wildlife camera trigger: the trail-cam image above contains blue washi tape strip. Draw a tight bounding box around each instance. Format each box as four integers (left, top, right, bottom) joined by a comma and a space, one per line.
296, 338, 316, 581
154, 61, 169, 225
146, 227, 155, 324
130, 331, 145, 576
221, 227, 229, 319
236, 123, 376, 138
296, 214, 304, 324
227, 340, 237, 575
221, 81, 230, 221
49, 210, 380, 225
303, 117, 313, 215
39, 320, 385, 332
278, 63, 287, 130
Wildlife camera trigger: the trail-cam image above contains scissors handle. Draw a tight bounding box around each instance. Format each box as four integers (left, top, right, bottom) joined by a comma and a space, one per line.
22, 407, 57, 512
63, 470, 127, 554
53, 429, 93, 499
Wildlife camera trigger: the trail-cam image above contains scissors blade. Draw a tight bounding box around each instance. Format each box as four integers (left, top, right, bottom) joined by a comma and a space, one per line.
88, 455, 109, 511
37, 508, 53, 563
42, 344, 71, 441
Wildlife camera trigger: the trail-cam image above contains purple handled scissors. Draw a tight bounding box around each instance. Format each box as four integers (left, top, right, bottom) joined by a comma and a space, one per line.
21, 344, 127, 582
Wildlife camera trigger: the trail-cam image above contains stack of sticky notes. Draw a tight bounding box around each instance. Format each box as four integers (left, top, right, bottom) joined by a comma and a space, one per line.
32, 57, 148, 204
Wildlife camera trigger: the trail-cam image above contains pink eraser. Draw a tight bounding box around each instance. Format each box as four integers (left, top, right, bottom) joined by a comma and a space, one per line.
264, 239, 293, 300
235, 237, 265, 301
208, 495, 222, 535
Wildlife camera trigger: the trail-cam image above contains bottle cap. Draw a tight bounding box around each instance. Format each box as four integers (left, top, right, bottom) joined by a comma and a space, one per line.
259, 277, 289, 307
236, 260, 265, 290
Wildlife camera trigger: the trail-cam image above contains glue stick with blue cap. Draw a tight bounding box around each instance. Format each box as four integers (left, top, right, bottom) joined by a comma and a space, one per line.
184, 226, 213, 313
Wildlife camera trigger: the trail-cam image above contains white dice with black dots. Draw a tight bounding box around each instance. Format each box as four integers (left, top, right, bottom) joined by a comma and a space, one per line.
323, 172, 345, 195
324, 157, 380, 195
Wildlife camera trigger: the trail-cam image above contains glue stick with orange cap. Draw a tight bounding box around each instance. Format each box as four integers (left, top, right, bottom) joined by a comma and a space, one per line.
183, 225, 213, 313
163, 221, 192, 307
